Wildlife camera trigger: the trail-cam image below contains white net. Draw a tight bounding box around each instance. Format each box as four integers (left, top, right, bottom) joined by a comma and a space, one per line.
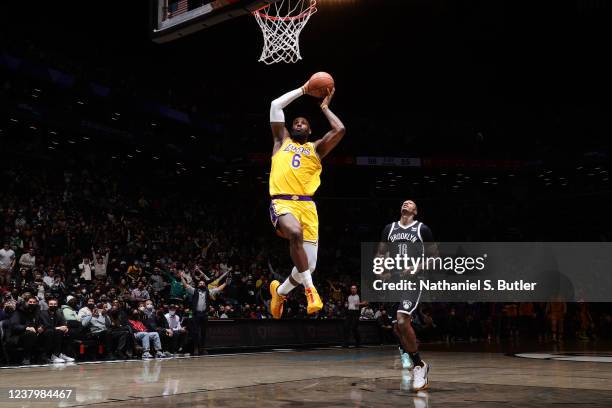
253, 0, 318, 64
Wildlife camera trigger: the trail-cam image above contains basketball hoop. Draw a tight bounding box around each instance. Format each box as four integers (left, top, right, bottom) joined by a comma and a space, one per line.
253, 0, 318, 64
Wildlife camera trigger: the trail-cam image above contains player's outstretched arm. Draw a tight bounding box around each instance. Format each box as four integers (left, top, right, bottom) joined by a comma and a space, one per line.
314, 88, 346, 159
270, 86, 307, 153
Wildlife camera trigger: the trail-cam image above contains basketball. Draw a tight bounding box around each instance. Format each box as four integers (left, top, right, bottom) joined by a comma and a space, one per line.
305, 72, 335, 98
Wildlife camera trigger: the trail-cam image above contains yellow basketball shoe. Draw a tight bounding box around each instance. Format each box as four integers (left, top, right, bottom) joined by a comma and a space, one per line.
305, 286, 323, 314
269, 280, 286, 319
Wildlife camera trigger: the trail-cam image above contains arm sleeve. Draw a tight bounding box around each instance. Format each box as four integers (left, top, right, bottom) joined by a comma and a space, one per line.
270, 88, 304, 122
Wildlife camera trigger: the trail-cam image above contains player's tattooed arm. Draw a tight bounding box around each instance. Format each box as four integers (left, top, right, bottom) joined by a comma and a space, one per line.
315, 88, 346, 159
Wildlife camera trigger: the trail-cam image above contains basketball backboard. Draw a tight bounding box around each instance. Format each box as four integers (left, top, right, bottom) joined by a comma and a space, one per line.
150, 0, 278, 43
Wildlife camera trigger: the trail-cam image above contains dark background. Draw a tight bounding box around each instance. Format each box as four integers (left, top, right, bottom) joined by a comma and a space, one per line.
1, 0, 611, 242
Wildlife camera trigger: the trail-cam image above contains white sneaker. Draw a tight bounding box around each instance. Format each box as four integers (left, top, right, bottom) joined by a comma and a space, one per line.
401, 352, 413, 370
412, 361, 429, 391
51, 355, 66, 364
142, 351, 153, 359
59, 353, 75, 362
155, 351, 164, 359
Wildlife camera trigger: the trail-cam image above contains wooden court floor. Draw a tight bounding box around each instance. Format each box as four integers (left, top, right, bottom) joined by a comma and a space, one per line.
1, 344, 611, 407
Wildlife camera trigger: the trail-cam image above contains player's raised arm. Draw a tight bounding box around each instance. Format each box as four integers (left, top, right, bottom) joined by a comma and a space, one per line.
270, 85, 306, 153
314, 88, 346, 159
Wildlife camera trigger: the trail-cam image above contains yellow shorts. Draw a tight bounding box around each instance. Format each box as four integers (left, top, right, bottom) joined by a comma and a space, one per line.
269, 198, 319, 244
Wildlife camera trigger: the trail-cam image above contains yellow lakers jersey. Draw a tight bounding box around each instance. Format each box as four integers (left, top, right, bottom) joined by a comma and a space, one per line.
269, 138, 322, 196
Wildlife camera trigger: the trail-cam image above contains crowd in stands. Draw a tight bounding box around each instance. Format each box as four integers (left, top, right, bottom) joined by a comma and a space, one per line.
1, 162, 611, 366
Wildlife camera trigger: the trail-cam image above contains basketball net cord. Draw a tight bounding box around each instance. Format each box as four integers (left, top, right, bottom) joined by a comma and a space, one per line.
253, 0, 317, 64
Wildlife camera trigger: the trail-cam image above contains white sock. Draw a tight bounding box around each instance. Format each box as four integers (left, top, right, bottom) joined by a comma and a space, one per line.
278, 269, 301, 296
300, 269, 314, 289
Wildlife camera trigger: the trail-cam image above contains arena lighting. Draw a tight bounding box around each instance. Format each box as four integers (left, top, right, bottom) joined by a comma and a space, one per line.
190, 135, 197, 139
77, 100, 85, 105
152, 156, 159, 160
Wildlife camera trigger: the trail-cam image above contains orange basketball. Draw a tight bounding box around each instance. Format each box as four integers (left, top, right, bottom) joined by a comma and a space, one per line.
305, 72, 334, 98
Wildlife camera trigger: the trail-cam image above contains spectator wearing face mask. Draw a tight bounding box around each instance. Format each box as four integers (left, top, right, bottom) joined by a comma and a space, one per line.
39, 298, 75, 363
78, 298, 96, 321
141, 300, 173, 358
60, 295, 83, 351
7, 295, 42, 365
164, 304, 187, 355
82, 303, 130, 360
128, 309, 164, 359
180, 273, 227, 355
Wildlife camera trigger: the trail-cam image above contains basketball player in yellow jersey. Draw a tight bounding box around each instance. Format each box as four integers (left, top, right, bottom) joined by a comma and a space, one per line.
268, 82, 345, 319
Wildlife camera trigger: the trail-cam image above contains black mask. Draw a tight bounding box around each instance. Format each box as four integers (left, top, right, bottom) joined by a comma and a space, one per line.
27, 304, 37, 311
48, 306, 58, 312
